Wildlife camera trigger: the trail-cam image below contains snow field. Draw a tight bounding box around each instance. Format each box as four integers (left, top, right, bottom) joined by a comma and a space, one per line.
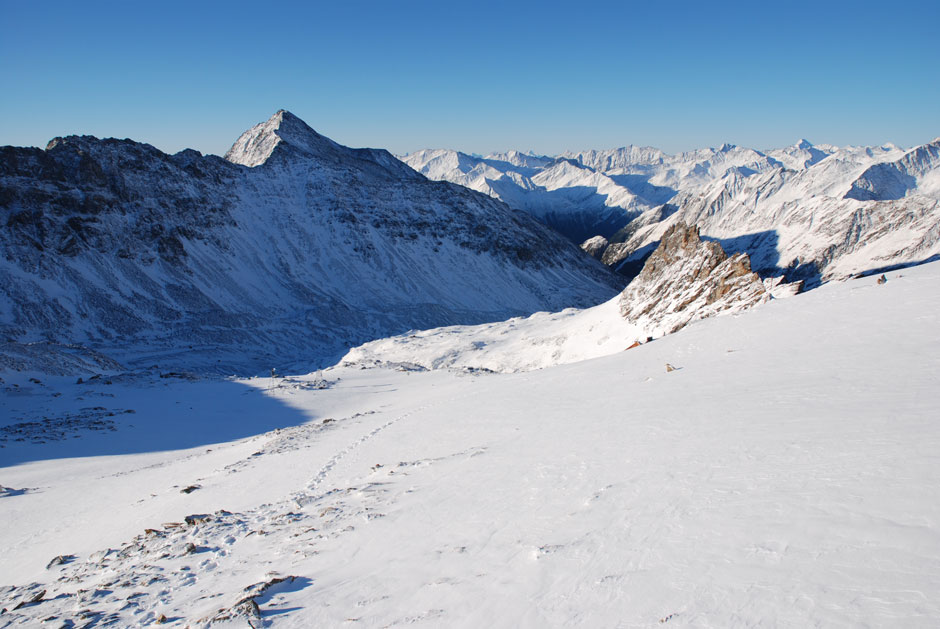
1, 264, 939, 626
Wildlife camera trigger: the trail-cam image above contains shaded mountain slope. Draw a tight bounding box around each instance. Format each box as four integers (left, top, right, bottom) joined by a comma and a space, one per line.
0, 111, 621, 374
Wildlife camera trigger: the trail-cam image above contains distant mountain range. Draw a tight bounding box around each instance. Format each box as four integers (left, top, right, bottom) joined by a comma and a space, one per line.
401, 137, 940, 286
0, 111, 621, 374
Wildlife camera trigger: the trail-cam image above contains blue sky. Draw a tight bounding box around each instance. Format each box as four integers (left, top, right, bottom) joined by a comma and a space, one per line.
1, 0, 937, 156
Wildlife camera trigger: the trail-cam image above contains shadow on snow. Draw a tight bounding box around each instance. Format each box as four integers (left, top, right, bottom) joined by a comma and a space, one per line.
0, 375, 318, 467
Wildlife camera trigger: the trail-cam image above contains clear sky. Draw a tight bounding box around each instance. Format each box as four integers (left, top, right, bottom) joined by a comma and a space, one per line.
2, 0, 937, 156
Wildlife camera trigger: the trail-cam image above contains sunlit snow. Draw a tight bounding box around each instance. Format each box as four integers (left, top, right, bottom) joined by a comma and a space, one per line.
3, 264, 939, 626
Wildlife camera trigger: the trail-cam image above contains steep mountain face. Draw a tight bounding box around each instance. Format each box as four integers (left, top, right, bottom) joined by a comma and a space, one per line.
0, 111, 622, 374
845, 139, 940, 201
580, 235, 608, 260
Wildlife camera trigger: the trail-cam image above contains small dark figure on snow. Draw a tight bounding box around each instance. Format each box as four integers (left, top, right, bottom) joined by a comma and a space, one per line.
877, 274, 887, 285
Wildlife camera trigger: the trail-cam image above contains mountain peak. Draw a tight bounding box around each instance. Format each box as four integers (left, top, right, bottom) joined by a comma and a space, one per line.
224, 109, 341, 167
795, 139, 814, 149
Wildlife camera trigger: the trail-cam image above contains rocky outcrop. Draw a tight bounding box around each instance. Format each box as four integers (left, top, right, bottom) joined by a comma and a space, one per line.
580, 235, 608, 260
619, 222, 771, 336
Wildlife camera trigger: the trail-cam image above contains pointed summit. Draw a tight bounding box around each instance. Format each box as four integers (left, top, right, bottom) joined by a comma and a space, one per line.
224, 109, 342, 167
795, 139, 814, 149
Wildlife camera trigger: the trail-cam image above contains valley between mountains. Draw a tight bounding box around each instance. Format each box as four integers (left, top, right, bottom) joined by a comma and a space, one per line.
1, 111, 939, 627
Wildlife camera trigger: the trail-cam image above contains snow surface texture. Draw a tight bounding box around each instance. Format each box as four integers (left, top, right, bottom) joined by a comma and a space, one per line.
2, 263, 939, 626
0, 111, 621, 374
401, 139, 940, 285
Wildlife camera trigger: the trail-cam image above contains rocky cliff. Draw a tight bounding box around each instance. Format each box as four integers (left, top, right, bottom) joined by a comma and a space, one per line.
619, 222, 771, 337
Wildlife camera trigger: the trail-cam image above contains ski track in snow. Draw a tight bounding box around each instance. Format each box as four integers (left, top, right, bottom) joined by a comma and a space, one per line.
304, 402, 433, 501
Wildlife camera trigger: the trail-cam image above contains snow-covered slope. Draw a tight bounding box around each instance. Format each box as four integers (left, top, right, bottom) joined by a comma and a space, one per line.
342, 223, 782, 373
340, 298, 640, 373
3, 262, 939, 626
0, 111, 621, 374
845, 138, 940, 201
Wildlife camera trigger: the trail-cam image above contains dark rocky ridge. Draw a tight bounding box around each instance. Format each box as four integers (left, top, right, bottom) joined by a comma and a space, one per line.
0, 111, 623, 374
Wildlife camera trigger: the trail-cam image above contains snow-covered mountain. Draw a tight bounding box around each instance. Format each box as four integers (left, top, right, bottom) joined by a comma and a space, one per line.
399, 142, 789, 243
608, 139, 940, 287
845, 138, 940, 201
0, 111, 621, 374
5, 107, 940, 629
401, 138, 940, 287
401, 149, 645, 243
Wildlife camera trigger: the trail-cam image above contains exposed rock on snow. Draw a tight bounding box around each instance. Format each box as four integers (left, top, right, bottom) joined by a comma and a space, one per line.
601, 241, 636, 267
619, 222, 770, 336
201, 575, 301, 625
44, 554, 74, 570
0, 342, 125, 375
580, 235, 608, 260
